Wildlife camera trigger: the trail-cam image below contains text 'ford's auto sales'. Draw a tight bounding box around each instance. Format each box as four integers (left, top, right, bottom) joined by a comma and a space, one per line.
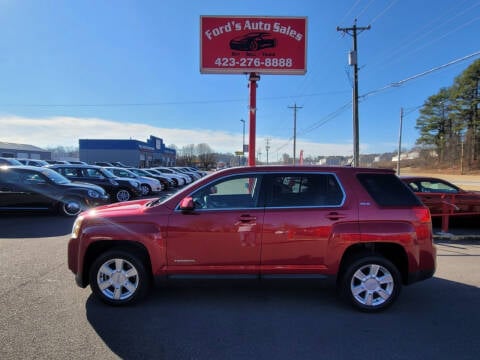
204, 20, 304, 42
200, 16, 307, 75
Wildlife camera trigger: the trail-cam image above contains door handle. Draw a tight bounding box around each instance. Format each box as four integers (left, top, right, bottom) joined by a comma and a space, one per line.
238, 214, 256, 222
326, 212, 346, 221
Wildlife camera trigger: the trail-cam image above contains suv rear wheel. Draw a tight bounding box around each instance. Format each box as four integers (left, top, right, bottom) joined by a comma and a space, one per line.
341, 255, 401, 312
89, 249, 150, 305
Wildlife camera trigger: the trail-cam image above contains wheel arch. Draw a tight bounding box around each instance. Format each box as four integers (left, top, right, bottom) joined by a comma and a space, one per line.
81, 240, 152, 287
337, 242, 409, 285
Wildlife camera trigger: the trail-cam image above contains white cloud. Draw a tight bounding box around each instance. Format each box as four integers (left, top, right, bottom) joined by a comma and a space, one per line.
1, 115, 354, 156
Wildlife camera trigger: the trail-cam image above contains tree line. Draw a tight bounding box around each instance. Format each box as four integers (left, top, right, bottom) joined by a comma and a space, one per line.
415, 59, 480, 170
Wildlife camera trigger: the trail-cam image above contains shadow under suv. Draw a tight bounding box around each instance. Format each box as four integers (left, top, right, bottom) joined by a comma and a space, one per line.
47, 164, 142, 202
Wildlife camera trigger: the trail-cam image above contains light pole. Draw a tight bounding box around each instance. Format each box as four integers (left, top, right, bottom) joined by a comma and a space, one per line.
240, 119, 245, 165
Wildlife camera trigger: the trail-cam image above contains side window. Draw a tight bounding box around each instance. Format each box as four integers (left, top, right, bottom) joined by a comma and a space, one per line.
265, 173, 344, 207
406, 182, 419, 192
191, 175, 259, 209
420, 181, 457, 193
357, 173, 422, 207
23, 172, 46, 184
62, 167, 78, 177
84, 169, 104, 178
113, 169, 128, 177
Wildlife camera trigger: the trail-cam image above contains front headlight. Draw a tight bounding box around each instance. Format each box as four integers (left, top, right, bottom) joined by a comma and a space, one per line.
87, 189, 100, 198
71, 216, 84, 239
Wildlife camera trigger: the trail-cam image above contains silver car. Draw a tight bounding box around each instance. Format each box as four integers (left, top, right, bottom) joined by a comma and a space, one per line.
105, 167, 163, 196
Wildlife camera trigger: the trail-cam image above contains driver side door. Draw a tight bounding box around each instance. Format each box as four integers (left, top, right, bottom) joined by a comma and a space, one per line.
166, 174, 264, 273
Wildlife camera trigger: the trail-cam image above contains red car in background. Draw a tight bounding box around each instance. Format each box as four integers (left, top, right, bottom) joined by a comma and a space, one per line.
401, 176, 480, 216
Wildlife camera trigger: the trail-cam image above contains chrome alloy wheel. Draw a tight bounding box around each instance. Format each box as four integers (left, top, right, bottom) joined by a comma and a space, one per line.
350, 263, 395, 307
96, 258, 139, 301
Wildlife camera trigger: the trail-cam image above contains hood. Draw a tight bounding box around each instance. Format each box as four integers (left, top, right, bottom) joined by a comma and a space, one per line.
91, 198, 153, 213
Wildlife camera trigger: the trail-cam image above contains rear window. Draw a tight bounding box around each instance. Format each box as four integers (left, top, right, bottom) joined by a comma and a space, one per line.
357, 173, 422, 207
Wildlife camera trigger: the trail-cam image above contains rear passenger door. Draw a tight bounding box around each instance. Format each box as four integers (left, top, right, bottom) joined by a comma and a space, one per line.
260, 172, 355, 272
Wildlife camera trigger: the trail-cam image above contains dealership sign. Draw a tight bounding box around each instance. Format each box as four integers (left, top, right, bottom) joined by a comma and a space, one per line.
200, 16, 307, 75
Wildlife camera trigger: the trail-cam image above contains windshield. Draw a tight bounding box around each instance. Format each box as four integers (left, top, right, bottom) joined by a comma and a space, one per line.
41, 168, 71, 185
98, 168, 116, 179
110, 168, 137, 178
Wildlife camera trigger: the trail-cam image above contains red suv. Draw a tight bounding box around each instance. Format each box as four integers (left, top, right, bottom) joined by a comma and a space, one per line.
68, 166, 436, 312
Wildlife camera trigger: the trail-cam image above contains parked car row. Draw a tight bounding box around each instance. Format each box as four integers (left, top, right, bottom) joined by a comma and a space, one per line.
0, 159, 206, 216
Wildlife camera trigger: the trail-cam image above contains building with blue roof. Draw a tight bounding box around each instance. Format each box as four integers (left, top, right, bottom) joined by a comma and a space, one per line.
79, 135, 176, 167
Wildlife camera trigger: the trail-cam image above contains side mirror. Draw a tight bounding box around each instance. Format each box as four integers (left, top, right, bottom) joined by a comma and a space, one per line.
179, 196, 195, 211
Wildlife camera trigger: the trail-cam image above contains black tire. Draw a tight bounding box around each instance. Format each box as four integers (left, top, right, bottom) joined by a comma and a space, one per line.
115, 189, 131, 202
89, 249, 150, 306
340, 255, 401, 312
59, 198, 84, 216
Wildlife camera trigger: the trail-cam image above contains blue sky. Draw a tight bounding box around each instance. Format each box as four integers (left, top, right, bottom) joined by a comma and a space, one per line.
1, 0, 479, 161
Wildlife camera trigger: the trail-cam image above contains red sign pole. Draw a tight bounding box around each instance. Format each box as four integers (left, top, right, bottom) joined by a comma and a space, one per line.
248, 72, 259, 166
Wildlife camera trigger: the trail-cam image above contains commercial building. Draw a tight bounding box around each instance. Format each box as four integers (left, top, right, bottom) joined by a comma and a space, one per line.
79, 135, 176, 167
0, 141, 51, 160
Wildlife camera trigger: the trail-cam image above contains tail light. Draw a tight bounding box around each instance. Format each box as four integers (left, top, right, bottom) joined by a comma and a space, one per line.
414, 206, 431, 223
414, 206, 432, 242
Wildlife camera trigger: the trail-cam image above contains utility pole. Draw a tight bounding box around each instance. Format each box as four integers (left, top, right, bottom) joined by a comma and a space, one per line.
288, 103, 303, 165
265, 138, 271, 164
397, 107, 403, 175
337, 20, 370, 167
240, 119, 245, 165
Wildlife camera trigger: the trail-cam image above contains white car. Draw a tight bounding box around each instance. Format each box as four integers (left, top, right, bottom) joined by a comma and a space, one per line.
105, 167, 163, 196
151, 167, 190, 185
143, 168, 184, 187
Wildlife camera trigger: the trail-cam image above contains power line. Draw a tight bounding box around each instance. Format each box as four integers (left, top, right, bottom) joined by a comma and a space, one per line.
369, 0, 398, 24
0, 91, 350, 108
356, 0, 376, 19
274, 51, 480, 153
371, 1, 480, 70
361, 50, 480, 100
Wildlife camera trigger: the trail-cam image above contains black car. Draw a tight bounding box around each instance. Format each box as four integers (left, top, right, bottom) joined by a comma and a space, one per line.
0, 166, 109, 216
229, 32, 277, 51
47, 164, 142, 202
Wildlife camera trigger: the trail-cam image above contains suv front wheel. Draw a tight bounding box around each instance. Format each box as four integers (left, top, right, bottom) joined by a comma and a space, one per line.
341, 255, 401, 312
89, 249, 150, 305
